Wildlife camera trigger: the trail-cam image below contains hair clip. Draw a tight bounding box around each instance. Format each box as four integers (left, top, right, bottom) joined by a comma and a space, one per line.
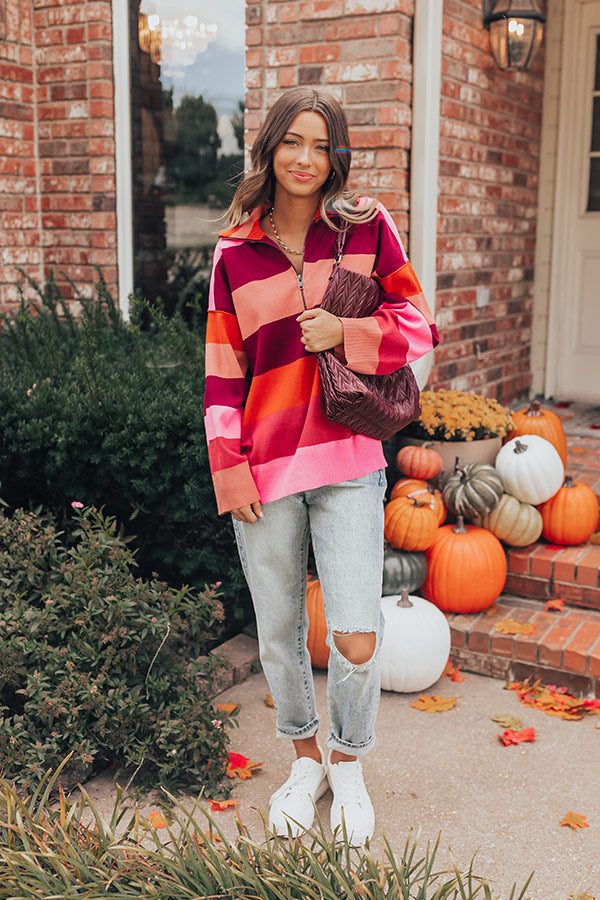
334, 147, 351, 153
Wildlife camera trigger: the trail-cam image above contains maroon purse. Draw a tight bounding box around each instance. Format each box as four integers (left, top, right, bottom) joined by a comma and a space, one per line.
317, 228, 421, 441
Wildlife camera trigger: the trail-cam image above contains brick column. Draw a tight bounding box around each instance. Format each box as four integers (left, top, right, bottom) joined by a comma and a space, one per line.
245, 0, 415, 243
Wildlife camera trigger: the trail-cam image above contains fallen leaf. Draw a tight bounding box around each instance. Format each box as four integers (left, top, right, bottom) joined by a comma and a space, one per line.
441, 658, 466, 681
411, 694, 457, 713
494, 618, 535, 635
569, 446, 586, 454
544, 544, 565, 551
545, 598, 565, 612
207, 798, 238, 811
264, 694, 275, 708
589, 532, 600, 545
226, 752, 263, 780
590, 423, 600, 430
484, 604, 499, 615
507, 679, 600, 722
491, 714, 523, 731
560, 811, 589, 829
148, 811, 166, 829
498, 727, 536, 746
204, 829, 223, 843
216, 702, 238, 714
566, 894, 595, 900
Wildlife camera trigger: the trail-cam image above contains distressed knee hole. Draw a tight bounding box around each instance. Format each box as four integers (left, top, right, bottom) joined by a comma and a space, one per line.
332, 630, 376, 665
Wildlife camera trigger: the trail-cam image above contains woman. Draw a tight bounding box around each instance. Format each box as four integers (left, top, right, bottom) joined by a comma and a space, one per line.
204, 87, 438, 844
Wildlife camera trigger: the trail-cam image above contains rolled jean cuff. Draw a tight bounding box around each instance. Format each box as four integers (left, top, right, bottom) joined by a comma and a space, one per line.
276, 716, 320, 740
325, 732, 376, 757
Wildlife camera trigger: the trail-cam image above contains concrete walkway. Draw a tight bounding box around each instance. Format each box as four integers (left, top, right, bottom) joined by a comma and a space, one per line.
204, 667, 599, 900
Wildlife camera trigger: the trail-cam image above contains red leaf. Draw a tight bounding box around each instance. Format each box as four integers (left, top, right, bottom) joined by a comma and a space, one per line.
207, 798, 238, 811
545, 598, 565, 612
498, 727, 536, 746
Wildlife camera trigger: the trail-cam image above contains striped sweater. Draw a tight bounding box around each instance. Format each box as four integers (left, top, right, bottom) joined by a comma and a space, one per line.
204, 203, 439, 515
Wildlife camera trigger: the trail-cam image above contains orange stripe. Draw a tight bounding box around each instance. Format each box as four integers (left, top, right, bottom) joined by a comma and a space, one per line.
242, 356, 320, 425
206, 310, 244, 352
378, 261, 422, 298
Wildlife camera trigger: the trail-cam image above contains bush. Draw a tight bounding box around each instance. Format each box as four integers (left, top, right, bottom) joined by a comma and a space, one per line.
0, 269, 250, 627
0, 768, 535, 899
0, 503, 238, 793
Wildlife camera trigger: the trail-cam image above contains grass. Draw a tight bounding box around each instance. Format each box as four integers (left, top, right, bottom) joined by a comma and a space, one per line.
0, 761, 535, 899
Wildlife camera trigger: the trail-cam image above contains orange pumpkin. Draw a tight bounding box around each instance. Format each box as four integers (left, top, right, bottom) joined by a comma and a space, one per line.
306, 573, 330, 669
384, 496, 439, 551
505, 399, 567, 467
395, 444, 443, 481
539, 476, 600, 546
422, 516, 507, 613
390, 478, 446, 525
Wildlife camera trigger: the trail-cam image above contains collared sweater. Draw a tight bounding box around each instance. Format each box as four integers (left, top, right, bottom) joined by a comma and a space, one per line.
204, 203, 439, 515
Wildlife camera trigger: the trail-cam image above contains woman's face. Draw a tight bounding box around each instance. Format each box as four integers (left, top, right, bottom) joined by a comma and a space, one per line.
272, 111, 332, 203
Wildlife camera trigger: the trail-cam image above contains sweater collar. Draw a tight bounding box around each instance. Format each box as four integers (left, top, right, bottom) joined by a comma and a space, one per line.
219, 204, 325, 241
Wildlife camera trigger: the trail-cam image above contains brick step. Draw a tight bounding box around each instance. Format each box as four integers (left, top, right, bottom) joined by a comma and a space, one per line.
504, 541, 600, 612
448, 595, 600, 697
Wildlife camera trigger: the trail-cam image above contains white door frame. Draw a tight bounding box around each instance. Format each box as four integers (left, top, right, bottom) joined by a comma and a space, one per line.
112, 0, 134, 318
545, 0, 600, 399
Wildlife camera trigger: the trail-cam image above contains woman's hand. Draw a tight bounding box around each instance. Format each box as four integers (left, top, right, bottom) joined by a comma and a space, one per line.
231, 500, 263, 523
297, 308, 344, 352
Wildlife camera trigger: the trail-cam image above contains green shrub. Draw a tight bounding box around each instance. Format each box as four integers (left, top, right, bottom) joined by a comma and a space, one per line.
0, 767, 535, 900
0, 268, 250, 627
0, 503, 238, 793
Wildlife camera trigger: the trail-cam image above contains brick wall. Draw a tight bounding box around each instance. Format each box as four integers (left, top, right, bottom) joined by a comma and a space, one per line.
0, 0, 117, 311
247, 0, 546, 403
246, 0, 415, 242
431, 0, 545, 402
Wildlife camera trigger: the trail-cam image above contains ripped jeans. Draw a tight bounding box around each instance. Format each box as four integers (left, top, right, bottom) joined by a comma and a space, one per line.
232, 469, 386, 756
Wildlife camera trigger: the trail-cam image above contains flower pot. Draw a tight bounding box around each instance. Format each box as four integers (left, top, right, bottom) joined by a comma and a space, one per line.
395, 436, 502, 483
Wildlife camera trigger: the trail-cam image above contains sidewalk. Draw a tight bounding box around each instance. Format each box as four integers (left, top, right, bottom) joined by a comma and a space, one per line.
203, 665, 599, 899
82, 657, 600, 900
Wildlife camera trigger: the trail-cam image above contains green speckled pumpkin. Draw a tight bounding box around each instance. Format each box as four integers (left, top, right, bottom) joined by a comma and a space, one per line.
442, 462, 504, 520
382, 547, 428, 595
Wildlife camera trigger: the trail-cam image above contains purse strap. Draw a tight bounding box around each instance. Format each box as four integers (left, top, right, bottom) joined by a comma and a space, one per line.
330, 227, 349, 277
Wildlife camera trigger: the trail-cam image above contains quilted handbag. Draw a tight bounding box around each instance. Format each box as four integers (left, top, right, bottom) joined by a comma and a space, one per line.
317, 228, 421, 440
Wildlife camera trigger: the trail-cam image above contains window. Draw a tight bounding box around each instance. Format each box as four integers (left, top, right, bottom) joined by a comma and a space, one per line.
130, 0, 245, 311
587, 34, 600, 212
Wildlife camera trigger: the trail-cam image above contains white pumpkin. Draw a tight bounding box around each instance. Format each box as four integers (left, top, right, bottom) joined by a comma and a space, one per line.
495, 435, 564, 505
380, 589, 451, 693
473, 493, 543, 546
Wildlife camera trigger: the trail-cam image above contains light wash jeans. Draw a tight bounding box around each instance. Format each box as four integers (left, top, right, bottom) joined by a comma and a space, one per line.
232, 469, 386, 756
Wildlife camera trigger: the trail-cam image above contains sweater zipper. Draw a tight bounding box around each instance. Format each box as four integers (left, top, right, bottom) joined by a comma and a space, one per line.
297, 270, 307, 310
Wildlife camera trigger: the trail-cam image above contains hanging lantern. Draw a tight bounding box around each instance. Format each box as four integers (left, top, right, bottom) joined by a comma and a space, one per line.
483, 0, 546, 71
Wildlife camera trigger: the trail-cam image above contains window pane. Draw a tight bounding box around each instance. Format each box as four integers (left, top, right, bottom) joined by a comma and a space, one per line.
595, 34, 600, 91
588, 157, 600, 212
131, 0, 245, 312
592, 97, 600, 152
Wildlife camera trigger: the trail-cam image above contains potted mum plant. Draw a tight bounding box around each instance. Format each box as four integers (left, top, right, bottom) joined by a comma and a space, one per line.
396, 389, 515, 479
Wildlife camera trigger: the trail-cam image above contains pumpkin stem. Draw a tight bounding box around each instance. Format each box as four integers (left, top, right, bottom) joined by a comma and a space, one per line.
513, 439, 528, 454
563, 475, 576, 488
525, 399, 543, 417
396, 588, 414, 608
452, 515, 468, 534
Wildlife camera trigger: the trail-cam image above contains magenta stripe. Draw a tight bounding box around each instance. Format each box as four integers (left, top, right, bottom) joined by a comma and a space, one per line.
244, 314, 307, 374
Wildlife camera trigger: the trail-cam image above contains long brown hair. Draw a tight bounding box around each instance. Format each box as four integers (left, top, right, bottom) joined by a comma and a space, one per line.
226, 88, 377, 230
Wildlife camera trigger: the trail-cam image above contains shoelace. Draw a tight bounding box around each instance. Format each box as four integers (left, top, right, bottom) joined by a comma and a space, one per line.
334, 765, 366, 806
281, 759, 322, 797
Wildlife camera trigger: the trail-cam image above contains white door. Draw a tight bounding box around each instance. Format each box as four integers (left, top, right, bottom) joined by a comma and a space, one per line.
546, 0, 600, 402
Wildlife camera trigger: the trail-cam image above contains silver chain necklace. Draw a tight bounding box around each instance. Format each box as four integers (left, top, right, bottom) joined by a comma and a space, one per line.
268, 208, 304, 255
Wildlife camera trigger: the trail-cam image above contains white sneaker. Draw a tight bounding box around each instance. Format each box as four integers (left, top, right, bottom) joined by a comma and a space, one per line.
268, 749, 329, 837
327, 751, 375, 846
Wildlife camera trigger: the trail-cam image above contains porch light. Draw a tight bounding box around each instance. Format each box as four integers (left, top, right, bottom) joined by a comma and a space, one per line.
483, 0, 546, 71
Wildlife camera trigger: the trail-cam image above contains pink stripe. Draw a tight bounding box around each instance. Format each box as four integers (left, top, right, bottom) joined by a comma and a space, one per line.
388, 303, 434, 366
205, 342, 247, 379
340, 316, 382, 374
250, 436, 386, 505
204, 405, 243, 443
233, 268, 302, 340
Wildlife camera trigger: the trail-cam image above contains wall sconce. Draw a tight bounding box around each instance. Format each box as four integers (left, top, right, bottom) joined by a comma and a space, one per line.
483, 0, 546, 71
